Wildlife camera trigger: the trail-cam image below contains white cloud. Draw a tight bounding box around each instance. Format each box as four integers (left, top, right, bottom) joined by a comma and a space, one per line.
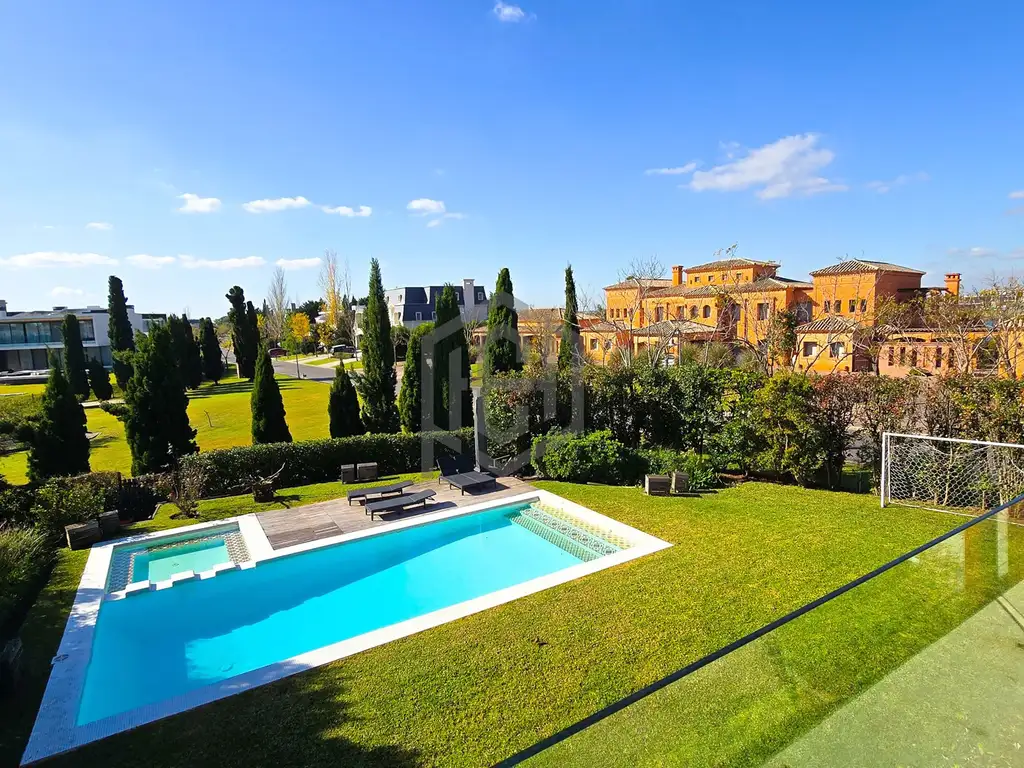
866, 172, 930, 194
242, 196, 311, 213
689, 134, 847, 199
321, 204, 372, 217
948, 246, 997, 259
178, 255, 265, 270
127, 254, 177, 269
276, 257, 322, 270
644, 162, 698, 176
426, 212, 468, 228
51, 286, 85, 297
407, 198, 447, 215
177, 193, 222, 213
493, 1, 527, 22
1010, 190, 1024, 199
0, 251, 117, 268
85, 221, 113, 231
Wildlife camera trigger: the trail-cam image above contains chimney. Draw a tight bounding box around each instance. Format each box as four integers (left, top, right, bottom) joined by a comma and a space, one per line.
0, 299, 6, 318
671, 266, 683, 286
462, 278, 476, 306
944, 273, 961, 296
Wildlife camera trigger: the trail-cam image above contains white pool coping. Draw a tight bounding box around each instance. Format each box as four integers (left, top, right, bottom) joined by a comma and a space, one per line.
21, 489, 671, 765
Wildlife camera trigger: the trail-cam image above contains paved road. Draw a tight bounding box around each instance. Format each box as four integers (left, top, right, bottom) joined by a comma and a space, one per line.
273, 358, 405, 388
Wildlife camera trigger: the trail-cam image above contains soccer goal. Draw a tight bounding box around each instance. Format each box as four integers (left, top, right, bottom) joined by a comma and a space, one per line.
881, 432, 1024, 514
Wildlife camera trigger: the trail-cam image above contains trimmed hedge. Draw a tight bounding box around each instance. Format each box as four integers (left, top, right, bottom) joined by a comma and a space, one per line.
181, 429, 474, 497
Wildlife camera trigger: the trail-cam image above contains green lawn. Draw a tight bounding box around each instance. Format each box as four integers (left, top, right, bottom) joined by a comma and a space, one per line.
0, 376, 331, 483
3, 481, 1004, 767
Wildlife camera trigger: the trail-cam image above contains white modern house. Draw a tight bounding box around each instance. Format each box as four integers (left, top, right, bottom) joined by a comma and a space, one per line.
0, 299, 165, 374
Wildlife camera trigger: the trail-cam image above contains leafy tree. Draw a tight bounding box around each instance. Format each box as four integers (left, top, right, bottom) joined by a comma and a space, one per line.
226, 286, 257, 379
199, 317, 224, 383
60, 314, 91, 399
398, 321, 434, 432
357, 258, 399, 433
124, 324, 198, 475
87, 359, 114, 401
558, 264, 581, 370
749, 372, 828, 486
391, 325, 411, 360
107, 275, 136, 390
483, 267, 521, 377
297, 299, 323, 328
328, 364, 363, 438
251, 346, 292, 444
27, 363, 90, 483
433, 285, 474, 431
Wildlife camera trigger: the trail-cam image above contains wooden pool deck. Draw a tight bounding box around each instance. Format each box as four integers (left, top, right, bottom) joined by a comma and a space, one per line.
255, 475, 536, 550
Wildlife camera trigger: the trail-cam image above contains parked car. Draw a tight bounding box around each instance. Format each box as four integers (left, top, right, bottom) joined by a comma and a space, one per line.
268, 347, 287, 358
331, 344, 357, 356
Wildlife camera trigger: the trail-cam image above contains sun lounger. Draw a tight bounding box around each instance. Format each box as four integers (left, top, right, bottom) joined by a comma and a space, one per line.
347, 480, 413, 505
444, 471, 498, 495
365, 489, 436, 520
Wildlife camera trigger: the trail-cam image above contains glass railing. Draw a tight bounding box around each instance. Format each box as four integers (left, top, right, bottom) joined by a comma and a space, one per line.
513, 497, 1024, 767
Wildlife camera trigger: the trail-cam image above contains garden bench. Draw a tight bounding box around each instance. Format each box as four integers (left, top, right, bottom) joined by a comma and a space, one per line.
347, 480, 414, 506
365, 489, 436, 520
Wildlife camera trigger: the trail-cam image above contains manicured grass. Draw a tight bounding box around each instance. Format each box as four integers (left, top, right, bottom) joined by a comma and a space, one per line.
0, 376, 332, 483
3, 481, 996, 767
0, 383, 47, 396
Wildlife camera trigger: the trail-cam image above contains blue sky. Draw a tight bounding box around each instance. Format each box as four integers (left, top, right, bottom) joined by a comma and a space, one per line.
1, 1, 1022, 318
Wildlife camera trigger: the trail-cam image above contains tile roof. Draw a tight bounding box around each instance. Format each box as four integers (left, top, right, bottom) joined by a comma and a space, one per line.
634, 319, 717, 337
809, 259, 925, 277
651, 275, 813, 298
796, 316, 866, 334
603, 278, 673, 291
684, 257, 779, 272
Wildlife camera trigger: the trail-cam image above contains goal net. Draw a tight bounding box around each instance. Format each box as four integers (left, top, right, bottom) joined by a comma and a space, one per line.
881, 432, 1024, 515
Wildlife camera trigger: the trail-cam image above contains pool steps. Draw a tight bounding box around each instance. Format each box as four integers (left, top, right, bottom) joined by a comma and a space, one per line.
104, 560, 256, 601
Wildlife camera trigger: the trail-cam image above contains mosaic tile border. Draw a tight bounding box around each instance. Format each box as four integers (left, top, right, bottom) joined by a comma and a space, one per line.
106, 527, 250, 593
511, 506, 622, 562
529, 501, 634, 550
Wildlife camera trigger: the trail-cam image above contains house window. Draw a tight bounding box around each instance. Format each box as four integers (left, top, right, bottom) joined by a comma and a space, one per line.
590, 338, 598, 350
702, 305, 711, 319
604, 340, 612, 350
823, 300, 832, 313
803, 341, 819, 357
860, 299, 867, 312
676, 307, 684, 320
899, 347, 906, 366
910, 350, 918, 368
948, 348, 955, 368
935, 347, 942, 369
431, 311, 437, 320
693, 276, 700, 283
735, 272, 742, 281
887, 347, 895, 366
415, 312, 422, 321
477, 290, 485, 301
849, 299, 856, 313
690, 306, 698, 319
655, 306, 664, 322
722, 273, 728, 282
709, 275, 715, 283
830, 342, 846, 358
756, 303, 769, 321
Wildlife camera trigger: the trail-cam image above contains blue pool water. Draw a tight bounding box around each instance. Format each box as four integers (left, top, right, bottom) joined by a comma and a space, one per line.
78, 503, 588, 725
131, 539, 230, 584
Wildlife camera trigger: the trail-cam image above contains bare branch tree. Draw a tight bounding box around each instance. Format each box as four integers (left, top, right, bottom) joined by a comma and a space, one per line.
264, 267, 289, 343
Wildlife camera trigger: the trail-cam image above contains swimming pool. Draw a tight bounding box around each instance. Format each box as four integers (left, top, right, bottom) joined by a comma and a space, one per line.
24, 491, 669, 764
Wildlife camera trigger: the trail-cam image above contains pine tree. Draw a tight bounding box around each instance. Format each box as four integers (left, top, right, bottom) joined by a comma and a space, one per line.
27, 363, 90, 483
124, 324, 198, 475
483, 267, 521, 376
88, 358, 114, 401
251, 346, 292, 443
226, 286, 256, 379
61, 313, 91, 399
558, 264, 581, 370
357, 258, 400, 432
398, 321, 434, 432
107, 275, 136, 390
328, 364, 364, 438
433, 285, 474, 431
199, 317, 224, 383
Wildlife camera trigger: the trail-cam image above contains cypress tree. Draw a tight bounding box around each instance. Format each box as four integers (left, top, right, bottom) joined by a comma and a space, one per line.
88, 358, 114, 401
61, 313, 91, 399
124, 324, 198, 475
226, 286, 255, 379
328, 364, 364, 438
199, 317, 224, 383
357, 258, 400, 433
168, 315, 203, 390
433, 285, 474, 431
558, 264, 581, 370
107, 275, 136, 390
398, 321, 434, 432
251, 346, 292, 444
483, 267, 521, 377
27, 363, 90, 483
183, 314, 204, 389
